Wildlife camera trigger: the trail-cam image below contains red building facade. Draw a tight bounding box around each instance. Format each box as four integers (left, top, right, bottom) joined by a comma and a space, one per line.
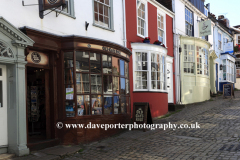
125, 0, 175, 118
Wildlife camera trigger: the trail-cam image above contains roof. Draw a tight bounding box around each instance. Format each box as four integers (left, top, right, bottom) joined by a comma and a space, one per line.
221, 52, 237, 58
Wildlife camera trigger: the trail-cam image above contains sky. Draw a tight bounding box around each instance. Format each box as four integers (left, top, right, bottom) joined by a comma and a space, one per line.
205, 0, 240, 27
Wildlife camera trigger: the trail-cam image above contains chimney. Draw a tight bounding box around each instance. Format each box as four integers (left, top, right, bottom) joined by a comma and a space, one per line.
206, 3, 210, 13
218, 15, 224, 20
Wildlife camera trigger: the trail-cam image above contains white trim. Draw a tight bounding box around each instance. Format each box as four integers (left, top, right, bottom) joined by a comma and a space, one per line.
131, 43, 168, 92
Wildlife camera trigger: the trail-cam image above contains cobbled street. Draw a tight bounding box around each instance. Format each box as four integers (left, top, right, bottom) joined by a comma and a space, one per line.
61, 91, 240, 160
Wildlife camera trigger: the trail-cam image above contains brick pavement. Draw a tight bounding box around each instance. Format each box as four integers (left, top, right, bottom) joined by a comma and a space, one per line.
62, 92, 240, 160
10, 91, 240, 160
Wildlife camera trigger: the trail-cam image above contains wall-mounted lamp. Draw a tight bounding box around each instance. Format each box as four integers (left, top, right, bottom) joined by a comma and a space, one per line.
85, 21, 89, 31
179, 47, 182, 53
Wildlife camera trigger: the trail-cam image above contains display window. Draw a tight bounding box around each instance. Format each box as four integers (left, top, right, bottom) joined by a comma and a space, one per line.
64, 51, 130, 117
222, 59, 235, 82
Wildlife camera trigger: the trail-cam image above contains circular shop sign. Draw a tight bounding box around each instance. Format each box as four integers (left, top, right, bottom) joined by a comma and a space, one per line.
47, 0, 58, 5
31, 52, 41, 64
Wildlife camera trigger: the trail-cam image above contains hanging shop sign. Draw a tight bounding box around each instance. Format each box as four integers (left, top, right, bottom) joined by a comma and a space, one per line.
199, 20, 212, 37
133, 102, 153, 132
223, 84, 235, 98
225, 42, 234, 53
39, 0, 66, 19
27, 51, 49, 66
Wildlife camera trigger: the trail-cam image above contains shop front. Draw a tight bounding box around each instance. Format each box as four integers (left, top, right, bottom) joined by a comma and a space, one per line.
0, 17, 34, 156
219, 52, 236, 91
22, 27, 132, 147
180, 36, 211, 104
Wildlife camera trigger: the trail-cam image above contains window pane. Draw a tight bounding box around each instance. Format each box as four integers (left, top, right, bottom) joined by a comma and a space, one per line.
66, 100, 75, 117
66, 84, 74, 100
103, 75, 112, 94
91, 95, 102, 115
120, 96, 127, 114
104, 6, 109, 16
105, 0, 109, 5
77, 95, 90, 116
64, 52, 73, 68
94, 1, 98, 12
114, 96, 120, 114
90, 53, 101, 73
91, 74, 102, 94
113, 76, 119, 94
95, 13, 98, 22
125, 62, 128, 78
126, 79, 129, 94
76, 73, 90, 94
65, 68, 74, 84
120, 78, 126, 94
102, 54, 112, 74
99, 3, 103, 14
120, 60, 125, 76
76, 51, 89, 72
112, 57, 120, 76
104, 96, 112, 115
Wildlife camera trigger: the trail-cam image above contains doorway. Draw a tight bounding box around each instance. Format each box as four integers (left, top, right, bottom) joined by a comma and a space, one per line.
0, 65, 7, 147
27, 67, 50, 144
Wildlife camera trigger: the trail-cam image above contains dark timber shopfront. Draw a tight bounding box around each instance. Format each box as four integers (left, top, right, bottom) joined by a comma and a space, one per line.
22, 27, 132, 149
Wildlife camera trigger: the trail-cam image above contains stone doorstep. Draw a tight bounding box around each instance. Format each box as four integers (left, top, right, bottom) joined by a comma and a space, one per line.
31, 145, 81, 157
0, 154, 15, 160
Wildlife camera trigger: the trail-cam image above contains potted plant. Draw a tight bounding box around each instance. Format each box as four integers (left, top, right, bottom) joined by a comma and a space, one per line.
161, 44, 166, 48
234, 44, 240, 52
153, 40, 162, 45
142, 37, 151, 43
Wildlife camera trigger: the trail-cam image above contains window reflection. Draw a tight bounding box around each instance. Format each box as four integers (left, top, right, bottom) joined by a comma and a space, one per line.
102, 54, 112, 74
77, 95, 90, 116
92, 95, 102, 115
120, 78, 126, 94
104, 96, 112, 115
113, 96, 120, 114
103, 75, 112, 94
120, 60, 125, 76
76, 51, 89, 72
76, 73, 90, 94
66, 101, 75, 117
113, 76, 119, 94
112, 57, 119, 76
90, 53, 101, 73
91, 74, 102, 94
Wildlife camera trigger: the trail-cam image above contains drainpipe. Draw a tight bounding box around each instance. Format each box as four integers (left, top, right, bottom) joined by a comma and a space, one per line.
122, 0, 127, 47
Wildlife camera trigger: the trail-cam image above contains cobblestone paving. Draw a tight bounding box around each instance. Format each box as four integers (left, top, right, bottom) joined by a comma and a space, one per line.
63, 92, 240, 160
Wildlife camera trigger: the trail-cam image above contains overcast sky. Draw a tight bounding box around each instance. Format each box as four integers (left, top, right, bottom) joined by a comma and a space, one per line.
205, 0, 239, 27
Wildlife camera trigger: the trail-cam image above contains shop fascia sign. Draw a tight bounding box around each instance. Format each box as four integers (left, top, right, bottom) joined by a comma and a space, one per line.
39, 0, 66, 19
199, 20, 212, 37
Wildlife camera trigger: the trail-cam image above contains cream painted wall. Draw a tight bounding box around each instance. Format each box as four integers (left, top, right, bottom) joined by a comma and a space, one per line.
0, 0, 124, 46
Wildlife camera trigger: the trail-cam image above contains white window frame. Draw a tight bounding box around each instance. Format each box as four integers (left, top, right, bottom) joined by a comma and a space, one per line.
222, 59, 235, 82
132, 44, 167, 92
157, 10, 166, 46
55, 0, 75, 19
218, 32, 222, 50
185, 7, 193, 36
137, 0, 148, 38
93, 0, 114, 31
183, 44, 195, 74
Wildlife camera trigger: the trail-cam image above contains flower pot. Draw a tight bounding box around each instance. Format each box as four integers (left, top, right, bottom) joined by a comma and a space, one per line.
143, 39, 150, 43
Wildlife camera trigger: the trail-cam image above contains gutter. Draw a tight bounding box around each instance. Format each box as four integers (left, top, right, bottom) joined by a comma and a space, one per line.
122, 0, 127, 47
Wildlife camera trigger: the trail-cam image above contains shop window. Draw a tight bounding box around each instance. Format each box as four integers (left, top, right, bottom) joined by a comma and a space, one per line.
158, 13, 164, 43
137, 0, 147, 37
93, 0, 113, 30
196, 47, 208, 76
56, 0, 75, 18
134, 52, 166, 91
218, 33, 222, 50
183, 44, 195, 74
185, 8, 193, 36
64, 51, 130, 117
223, 59, 234, 82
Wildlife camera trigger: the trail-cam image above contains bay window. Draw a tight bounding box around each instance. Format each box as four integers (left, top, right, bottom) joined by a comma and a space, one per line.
134, 51, 166, 91
64, 51, 130, 117
223, 59, 234, 82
